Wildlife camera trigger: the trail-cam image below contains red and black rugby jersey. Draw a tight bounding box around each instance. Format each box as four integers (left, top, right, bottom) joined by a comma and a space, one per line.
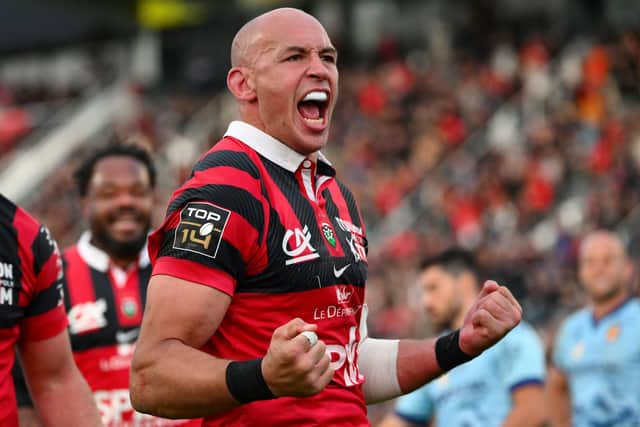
0, 194, 67, 427
149, 121, 371, 426
63, 232, 199, 426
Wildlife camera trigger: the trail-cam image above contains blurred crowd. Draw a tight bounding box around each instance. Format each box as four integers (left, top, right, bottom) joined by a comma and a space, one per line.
3, 11, 640, 368
0, 44, 126, 156
352, 31, 640, 348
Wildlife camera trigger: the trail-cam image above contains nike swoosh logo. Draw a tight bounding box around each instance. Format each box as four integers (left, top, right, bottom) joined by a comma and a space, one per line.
333, 264, 351, 278
115, 328, 139, 344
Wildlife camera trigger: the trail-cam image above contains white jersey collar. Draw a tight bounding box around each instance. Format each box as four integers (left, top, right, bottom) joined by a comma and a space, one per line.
76, 231, 150, 273
224, 120, 332, 173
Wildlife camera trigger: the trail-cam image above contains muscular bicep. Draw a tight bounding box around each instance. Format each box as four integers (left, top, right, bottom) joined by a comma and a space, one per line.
137, 274, 232, 349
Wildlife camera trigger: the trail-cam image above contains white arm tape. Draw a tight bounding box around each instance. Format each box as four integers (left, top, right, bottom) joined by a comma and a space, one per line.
355, 304, 402, 403
358, 338, 401, 403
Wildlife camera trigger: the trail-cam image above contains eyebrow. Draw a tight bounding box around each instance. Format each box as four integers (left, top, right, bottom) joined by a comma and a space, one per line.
281, 45, 338, 57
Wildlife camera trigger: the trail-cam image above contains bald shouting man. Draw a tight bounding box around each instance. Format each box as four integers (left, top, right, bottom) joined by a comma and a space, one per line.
130, 8, 522, 426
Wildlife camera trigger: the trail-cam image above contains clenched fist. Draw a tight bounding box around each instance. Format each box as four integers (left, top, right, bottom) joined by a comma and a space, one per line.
459, 280, 522, 356
261, 318, 334, 397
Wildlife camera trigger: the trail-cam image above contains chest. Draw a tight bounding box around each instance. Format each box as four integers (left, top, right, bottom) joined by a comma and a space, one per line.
564, 319, 640, 373
242, 169, 368, 293
64, 260, 150, 350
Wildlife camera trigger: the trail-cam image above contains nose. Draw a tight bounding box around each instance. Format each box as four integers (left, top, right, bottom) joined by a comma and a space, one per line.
113, 191, 138, 209
307, 53, 330, 80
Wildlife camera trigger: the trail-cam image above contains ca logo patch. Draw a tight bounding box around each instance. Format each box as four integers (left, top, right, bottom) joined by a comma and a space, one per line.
173, 202, 231, 259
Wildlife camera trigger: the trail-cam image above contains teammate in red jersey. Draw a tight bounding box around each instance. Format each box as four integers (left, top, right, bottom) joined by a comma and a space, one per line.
0, 193, 102, 427
130, 8, 522, 426
64, 144, 200, 426
15, 144, 200, 426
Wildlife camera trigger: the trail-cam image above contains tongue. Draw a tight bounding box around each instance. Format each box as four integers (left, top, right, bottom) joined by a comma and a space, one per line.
298, 101, 320, 119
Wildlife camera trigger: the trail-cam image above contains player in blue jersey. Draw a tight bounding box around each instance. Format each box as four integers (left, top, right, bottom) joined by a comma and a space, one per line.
379, 249, 546, 427
548, 230, 640, 427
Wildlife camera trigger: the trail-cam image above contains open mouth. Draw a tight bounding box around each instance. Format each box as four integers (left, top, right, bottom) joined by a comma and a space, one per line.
297, 90, 329, 126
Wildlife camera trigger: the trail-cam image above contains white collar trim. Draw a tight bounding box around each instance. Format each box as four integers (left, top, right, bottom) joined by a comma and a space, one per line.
224, 120, 332, 172
76, 231, 150, 273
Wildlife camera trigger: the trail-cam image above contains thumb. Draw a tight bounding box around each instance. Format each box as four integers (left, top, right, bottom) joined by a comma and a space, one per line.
276, 318, 317, 340
477, 280, 500, 299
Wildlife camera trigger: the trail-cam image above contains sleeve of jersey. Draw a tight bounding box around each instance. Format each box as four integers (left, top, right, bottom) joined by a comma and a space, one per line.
394, 384, 434, 424
21, 226, 67, 341
499, 324, 546, 391
150, 191, 266, 297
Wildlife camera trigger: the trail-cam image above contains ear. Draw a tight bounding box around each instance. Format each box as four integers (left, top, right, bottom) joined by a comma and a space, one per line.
227, 67, 256, 102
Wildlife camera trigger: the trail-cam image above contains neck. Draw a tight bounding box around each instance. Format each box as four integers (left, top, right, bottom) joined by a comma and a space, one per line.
109, 256, 137, 270
592, 289, 629, 320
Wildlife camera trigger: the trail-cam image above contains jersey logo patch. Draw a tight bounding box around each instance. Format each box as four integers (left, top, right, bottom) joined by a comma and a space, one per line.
282, 225, 320, 265
173, 202, 230, 259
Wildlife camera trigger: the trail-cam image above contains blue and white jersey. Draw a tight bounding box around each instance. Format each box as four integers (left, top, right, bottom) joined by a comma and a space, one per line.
394, 322, 545, 426
553, 298, 640, 427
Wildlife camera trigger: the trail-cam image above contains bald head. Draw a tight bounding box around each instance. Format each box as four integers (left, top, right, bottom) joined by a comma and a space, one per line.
230, 8, 327, 67
580, 230, 627, 260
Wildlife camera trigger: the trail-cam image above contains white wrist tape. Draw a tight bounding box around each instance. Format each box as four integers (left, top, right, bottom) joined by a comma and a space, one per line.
354, 304, 401, 403
358, 338, 401, 403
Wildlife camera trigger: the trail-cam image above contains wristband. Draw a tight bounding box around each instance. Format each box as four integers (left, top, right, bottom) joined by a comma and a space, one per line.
225, 358, 276, 403
435, 329, 474, 372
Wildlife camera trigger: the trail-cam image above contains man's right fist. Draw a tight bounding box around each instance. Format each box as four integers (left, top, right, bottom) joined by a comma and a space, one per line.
261, 318, 334, 397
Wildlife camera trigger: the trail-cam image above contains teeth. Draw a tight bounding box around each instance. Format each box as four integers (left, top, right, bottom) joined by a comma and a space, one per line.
303, 91, 328, 102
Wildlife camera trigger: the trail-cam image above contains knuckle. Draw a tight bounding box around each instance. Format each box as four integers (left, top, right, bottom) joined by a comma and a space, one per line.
296, 358, 314, 373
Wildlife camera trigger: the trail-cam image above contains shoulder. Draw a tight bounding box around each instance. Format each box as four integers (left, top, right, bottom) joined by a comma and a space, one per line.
626, 298, 640, 314
496, 321, 543, 353
335, 177, 356, 200
555, 308, 590, 343
10, 203, 59, 272
191, 137, 261, 179
8, 200, 42, 242
507, 321, 541, 341
166, 138, 266, 218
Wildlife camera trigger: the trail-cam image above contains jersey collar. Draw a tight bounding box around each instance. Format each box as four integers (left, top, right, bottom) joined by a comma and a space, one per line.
591, 296, 634, 326
76, 231, 150, 273
224, 120, 333, 173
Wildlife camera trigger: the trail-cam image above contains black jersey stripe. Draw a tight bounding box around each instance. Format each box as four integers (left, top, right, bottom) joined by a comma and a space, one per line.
0, 196, 23, 329
166, 185, 264, 241
193, 150, 261, 179
0, 195, 20, 278
31, 226, 55, 277
23, 279, 62, 317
